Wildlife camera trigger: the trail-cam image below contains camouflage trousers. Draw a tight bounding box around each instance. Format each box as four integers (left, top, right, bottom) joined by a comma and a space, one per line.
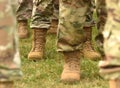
85, 0, 95, 27
16, 0, 33, 21
16, 0, 59, 29
17, 0, 95, 28
30, 0, 54, 29
31, 0, 96, 29
57, 0, 107, 52
0, 0, 22, 82
95, 0, 107, 56
99, 0, 120, 80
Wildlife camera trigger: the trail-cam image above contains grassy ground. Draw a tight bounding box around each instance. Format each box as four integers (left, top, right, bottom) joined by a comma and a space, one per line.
15, 28, 109, 88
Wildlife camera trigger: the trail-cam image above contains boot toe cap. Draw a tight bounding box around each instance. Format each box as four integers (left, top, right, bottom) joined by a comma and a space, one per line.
28, 52, 43, 60
61, 72, 80, 83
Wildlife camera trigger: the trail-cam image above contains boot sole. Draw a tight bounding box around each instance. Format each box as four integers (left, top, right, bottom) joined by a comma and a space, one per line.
61, 78, 80, 84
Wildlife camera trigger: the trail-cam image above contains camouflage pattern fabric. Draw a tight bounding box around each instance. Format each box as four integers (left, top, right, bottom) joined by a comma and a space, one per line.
99, 0, 120, 80
17, 0, 95, 28
30, 0, 54, 29
16, 0, 59, 29
96, 0, 107, 33
95, 0, 107, 56
57, 0, 92, 52
0, 0, 22, 82
52, 0, 59, 20
30, 0, 93, 29
16, 0, 33, 21
84, 0, 95, 27
53, 0, 93, 25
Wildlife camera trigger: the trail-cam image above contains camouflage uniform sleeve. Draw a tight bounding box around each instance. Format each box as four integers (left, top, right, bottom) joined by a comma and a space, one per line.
99, 0, 120, 80
0, 0, 22, 82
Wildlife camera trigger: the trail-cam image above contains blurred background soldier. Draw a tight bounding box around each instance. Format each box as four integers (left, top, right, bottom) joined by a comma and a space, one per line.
0, 0, 22, 88
99, 0, 120, 88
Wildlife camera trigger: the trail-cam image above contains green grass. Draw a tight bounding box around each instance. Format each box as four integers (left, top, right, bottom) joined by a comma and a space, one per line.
15, 28, 109, 88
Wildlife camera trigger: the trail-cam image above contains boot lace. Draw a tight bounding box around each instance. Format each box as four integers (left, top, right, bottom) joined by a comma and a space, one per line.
34, 29, 46, 52
66, 57, 80, 71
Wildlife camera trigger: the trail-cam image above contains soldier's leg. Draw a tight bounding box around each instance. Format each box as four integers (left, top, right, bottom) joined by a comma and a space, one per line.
57, 0, 91, 83
99, 0, 120, 88
83, 0, 101, 60
95, 0, 107, 56
47, 0, 59, 34
0, 0, 22, 87
16, 0, 33, 38
28, 0, 54, 60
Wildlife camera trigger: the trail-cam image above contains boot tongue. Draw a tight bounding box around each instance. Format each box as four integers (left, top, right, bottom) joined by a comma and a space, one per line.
68, 58, 80, 71
64, 51, 80, 72
34, 31, 43, 51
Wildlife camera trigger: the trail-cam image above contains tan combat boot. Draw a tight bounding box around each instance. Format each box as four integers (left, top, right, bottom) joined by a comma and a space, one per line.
61, 51, 80, 83
17, 21, 29, 39
47, 20, 58, 34
109, 80, 120, 88
83, 27, 101, 60
28, 28, 47, 60
0, 81, 14, 88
